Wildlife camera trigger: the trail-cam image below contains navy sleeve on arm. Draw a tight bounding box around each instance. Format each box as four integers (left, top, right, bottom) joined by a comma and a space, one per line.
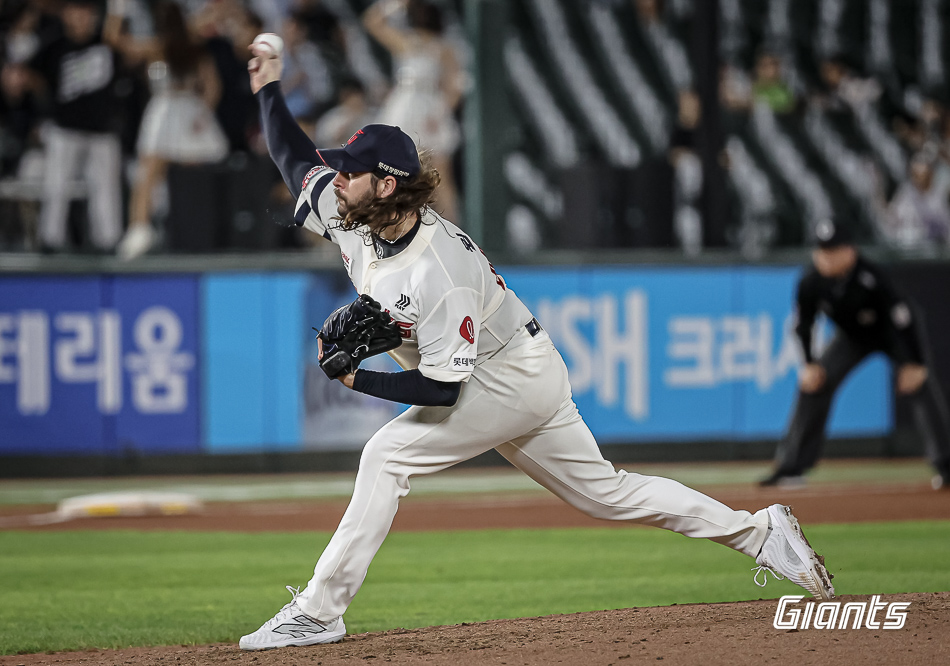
870, 269, 925, 365
352, 369, 461, 407
794, 276, 818, 364
256, 81, 320, 199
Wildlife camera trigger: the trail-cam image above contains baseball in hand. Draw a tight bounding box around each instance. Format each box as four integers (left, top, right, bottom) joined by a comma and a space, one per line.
252, 33, 284, 57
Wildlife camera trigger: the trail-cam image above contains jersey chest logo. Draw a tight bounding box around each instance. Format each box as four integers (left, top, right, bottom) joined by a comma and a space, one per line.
459, 317, 475, 344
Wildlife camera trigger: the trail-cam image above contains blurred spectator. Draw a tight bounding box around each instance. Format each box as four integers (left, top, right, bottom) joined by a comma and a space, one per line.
292, 0, 343, 50
194, 0, 262, 153
719, 62, 752, 112
668, 88, 702, 255
814, 58, 882, 112
106, 0, 228, 260
18, 0, 124, 253
632, 0, 693, 96
893, 98, 945, 155
885, 152, 950, 249
892, 108, 929, 155
1, 3, 44, 177
751, 51, 795, 114
280, 9, 334, 129
363, 0, 463, 224
3, 1, 43, 65
314, 77, 376, 149
0, 62, 36, 177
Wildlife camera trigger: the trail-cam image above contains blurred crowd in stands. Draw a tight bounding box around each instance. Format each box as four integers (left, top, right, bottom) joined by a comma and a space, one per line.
1, 0, 950, 258
0, 0, 465, 257
709, 0, 950, 255
717, 31, 950, 256
505, 0, 950, 257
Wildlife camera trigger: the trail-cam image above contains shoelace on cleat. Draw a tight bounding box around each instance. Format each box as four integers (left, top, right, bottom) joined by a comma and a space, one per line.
263, 586, 305, 627
751, 565, 785, 588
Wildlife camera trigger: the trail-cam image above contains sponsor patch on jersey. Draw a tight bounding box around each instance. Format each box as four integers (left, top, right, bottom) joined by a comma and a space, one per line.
459, 316, 475, 344
451, 354, 476, 370
341, 251, 352, 273
395, 294, 410, 310
394, 321, 413, 339
302, 165, 329, 190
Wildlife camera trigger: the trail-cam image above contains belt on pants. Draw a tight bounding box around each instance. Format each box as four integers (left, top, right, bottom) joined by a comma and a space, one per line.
526, 318, 542, 337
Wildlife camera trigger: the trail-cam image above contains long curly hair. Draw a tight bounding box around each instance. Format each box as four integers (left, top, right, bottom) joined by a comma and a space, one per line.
156, 0, 204, 79
330, 151, 442, 242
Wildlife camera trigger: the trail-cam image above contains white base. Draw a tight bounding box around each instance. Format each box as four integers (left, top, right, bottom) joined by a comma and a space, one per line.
56, 491, 202, 519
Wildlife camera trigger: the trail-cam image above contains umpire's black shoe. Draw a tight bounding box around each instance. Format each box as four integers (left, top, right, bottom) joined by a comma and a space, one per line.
759, 471, 806, 488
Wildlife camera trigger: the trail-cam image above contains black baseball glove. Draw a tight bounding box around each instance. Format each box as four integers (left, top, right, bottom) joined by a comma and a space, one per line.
315, 294, 403, 378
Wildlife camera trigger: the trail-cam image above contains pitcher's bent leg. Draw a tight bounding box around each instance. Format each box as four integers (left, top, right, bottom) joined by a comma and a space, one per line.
297, 420, 458, 622
497, 407, 769, 558
296, 355, 557, 622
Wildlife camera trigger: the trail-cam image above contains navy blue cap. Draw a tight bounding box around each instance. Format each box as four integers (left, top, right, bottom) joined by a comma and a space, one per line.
814, 218, 853, 248
316, 124, 420, 182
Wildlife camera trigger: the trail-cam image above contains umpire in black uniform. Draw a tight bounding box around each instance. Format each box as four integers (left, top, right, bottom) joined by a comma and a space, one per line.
761, 219, 950, 489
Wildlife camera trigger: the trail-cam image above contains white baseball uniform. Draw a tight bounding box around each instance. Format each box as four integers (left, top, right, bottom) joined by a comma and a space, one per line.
292, 169, 770, 622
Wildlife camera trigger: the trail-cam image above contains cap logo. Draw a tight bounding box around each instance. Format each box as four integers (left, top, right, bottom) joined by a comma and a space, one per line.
377, 162, 409, 178
816, 220, 834, 241
346, 130, 363, 145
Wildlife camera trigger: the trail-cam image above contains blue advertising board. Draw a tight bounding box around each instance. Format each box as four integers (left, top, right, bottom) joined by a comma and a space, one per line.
202, 273, 308, 452
2, 264, 892, 457
0, 275, 201, 454
502, 265, 890, 443
201, 272, 402, 453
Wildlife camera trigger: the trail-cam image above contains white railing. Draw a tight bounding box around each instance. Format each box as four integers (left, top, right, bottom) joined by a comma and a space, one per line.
526, 0, 640, 167
588, 2, 669, 154
504, 37, 580, 169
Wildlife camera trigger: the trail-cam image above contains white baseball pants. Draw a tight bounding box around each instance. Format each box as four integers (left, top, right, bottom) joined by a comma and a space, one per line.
40, 125, 122, 250
298, 328, 770, 622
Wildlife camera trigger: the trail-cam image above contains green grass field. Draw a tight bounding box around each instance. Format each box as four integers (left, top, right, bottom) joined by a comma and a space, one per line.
1, 521, 948, 656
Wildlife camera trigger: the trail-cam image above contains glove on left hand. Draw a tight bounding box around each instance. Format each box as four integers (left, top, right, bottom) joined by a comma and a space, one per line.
315, 294, 403, 378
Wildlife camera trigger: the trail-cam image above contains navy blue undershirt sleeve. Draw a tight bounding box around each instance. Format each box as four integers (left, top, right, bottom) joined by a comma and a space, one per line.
352, 369, 461, 407
794, 274, 818, 364
256, 81, 319, 199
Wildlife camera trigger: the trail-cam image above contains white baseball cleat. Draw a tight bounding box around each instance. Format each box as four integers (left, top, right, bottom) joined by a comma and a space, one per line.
752, 504, 835, 601
239, 586, 346, 650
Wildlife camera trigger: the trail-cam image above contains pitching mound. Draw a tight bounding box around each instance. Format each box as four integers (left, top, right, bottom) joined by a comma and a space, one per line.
3, 592, 946, 666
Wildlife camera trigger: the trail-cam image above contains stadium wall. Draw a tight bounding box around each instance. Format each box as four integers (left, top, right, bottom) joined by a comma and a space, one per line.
1, 255, 945, 477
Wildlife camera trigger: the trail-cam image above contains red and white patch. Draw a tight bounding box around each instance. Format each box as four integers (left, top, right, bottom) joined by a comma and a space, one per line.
341, 251, 352, 273
301, 165, 328, 190
394, 320, 414, 339
459, 316, 475, 344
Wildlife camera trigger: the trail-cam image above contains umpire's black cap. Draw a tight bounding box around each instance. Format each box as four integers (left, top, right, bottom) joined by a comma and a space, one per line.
316, 125, 420, 182
813, 218, 853, 248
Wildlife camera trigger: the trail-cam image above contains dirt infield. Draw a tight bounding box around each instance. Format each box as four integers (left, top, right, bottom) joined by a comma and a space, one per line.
2, 593, 947, 666
2, 478, 949, 665
3, 480, 949, 532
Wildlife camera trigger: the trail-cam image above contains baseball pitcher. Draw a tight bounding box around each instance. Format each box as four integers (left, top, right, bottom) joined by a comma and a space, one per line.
239, 39, 835, 650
